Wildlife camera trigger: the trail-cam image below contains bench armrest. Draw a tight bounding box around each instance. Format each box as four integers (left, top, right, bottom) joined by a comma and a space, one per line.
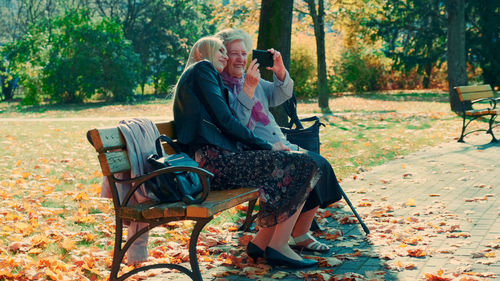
114, 166, 213, 207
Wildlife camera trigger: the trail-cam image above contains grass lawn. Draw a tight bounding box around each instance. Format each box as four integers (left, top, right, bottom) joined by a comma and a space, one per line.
0, 91, 482, 280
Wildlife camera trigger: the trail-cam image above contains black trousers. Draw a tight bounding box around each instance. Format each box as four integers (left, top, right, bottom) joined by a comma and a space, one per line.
302, 150, 343, 212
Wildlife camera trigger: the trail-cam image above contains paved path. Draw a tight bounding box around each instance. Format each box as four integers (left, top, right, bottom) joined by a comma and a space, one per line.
154, 132, 499, 281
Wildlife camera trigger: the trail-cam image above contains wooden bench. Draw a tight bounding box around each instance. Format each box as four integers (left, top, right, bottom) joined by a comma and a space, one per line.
455, 84, 499, 142
87, 120, 259, 281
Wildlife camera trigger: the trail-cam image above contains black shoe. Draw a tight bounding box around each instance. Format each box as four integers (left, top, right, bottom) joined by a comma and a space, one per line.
247, 241, 265, 261
265, 247, 318, 268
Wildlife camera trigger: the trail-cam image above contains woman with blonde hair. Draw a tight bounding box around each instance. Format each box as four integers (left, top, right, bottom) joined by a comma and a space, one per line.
173, 36, 320, 268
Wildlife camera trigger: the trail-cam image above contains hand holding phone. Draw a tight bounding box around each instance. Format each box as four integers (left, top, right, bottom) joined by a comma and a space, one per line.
252, 50, 274, 68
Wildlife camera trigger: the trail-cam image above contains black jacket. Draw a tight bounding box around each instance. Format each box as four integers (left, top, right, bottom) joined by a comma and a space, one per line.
173, 60, 273, 152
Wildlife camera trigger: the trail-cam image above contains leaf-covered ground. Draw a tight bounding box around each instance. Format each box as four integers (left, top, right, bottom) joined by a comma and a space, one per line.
1, 93, 497, 280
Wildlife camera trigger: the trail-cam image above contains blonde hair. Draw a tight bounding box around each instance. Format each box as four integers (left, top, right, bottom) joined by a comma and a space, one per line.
215, 28, 252, 52
185, 36, 225, 70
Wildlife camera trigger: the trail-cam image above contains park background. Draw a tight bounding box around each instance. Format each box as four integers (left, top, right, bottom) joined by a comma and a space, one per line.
0, 0, 498, 280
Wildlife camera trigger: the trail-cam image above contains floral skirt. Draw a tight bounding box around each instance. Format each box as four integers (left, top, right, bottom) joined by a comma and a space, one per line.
194, 145, 320, 228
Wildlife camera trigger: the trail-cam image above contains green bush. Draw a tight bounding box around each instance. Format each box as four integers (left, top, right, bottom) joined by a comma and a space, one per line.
4, 9, 140, 104
331, 47, 386, 93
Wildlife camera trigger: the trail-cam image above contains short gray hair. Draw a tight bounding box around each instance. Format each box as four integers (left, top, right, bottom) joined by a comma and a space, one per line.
215, 28, 252, 52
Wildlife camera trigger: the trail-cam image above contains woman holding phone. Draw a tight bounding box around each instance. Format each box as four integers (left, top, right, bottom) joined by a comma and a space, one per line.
173, 36, 320, 268
215, 28, 344, 254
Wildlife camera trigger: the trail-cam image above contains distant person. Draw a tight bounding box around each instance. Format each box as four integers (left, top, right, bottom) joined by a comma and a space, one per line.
215, 28, 344, 253
173, 36, 319, 268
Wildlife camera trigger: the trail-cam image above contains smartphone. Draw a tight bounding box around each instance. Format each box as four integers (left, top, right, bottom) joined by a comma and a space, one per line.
252, 49, 274, 68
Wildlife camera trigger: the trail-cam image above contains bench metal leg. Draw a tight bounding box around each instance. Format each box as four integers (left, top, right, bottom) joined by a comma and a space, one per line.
189, 218, 212, 281
108, 216, 211, 281
458, 115, 467, 143
109, 218, 124, 281
487, 114, 498, 143
238, 199, 257, 232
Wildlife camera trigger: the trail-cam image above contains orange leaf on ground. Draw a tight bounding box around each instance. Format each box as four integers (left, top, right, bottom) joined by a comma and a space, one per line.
235, 204, 248, 212
61, 237, 76, 251
424, 272, 452, 281
238, 234, 253, 246
407, 248, 426, 257
339, 216, 359, 224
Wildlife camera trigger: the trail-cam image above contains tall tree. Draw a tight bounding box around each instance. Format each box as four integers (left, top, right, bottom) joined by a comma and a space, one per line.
304, 0, 329, 112
257, 0, 294, 126
446, 0, 467, 112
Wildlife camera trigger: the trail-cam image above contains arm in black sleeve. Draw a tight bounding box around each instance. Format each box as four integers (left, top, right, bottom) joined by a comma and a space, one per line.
194, 61, 272, 150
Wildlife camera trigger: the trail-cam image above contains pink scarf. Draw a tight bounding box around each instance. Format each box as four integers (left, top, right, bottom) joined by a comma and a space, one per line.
221, 71, 270, 130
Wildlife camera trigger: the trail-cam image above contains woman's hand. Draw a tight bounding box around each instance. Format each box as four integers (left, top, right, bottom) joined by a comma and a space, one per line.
242, 59, 260, 99
267, 48, 286, 81
272, 141, 291, 151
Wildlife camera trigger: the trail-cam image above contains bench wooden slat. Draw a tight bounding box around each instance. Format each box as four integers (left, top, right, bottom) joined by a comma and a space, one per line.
156, 121, 178, 155
98, 151, 131, 176
456, 85, 494, 101
465, 108, 500, 116
88, 128, 125, 153
156, 121, 176, 137
120, 201, 187, 221
141, 202, 187, 219
187, 188, 259, 218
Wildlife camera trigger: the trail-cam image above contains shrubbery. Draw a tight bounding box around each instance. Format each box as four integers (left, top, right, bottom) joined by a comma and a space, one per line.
3, 10, 140, 104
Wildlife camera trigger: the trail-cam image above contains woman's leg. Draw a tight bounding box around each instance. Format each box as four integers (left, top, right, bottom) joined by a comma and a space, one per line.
291, 205, 330, 252
292, 206, 319, 238
267, 202, 305, 260
251, 226, 275, 250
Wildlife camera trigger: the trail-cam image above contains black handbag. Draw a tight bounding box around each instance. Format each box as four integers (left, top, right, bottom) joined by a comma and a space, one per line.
280, 94, 325, 153
146, 135, 209, 204
280, 116, 325, 153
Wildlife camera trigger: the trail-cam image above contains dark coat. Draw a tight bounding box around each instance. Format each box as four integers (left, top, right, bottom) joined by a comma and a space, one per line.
173, 60, 273, 152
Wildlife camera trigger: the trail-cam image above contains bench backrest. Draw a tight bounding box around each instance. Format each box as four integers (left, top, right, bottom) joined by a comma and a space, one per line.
87, 120, 176, 177
455, 84, 494, 102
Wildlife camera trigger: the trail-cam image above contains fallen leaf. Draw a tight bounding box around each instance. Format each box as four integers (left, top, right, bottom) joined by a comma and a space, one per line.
406, 198, 416, 207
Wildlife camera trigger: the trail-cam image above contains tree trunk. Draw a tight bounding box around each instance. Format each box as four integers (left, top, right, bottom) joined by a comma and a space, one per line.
423, 62, 432, 89
306, 0, 330, 112
447, 0, 467, 113
257, 0, 293, 126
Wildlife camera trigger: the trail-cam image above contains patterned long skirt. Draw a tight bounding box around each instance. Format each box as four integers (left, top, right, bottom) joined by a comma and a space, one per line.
194, 145, 320, 228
